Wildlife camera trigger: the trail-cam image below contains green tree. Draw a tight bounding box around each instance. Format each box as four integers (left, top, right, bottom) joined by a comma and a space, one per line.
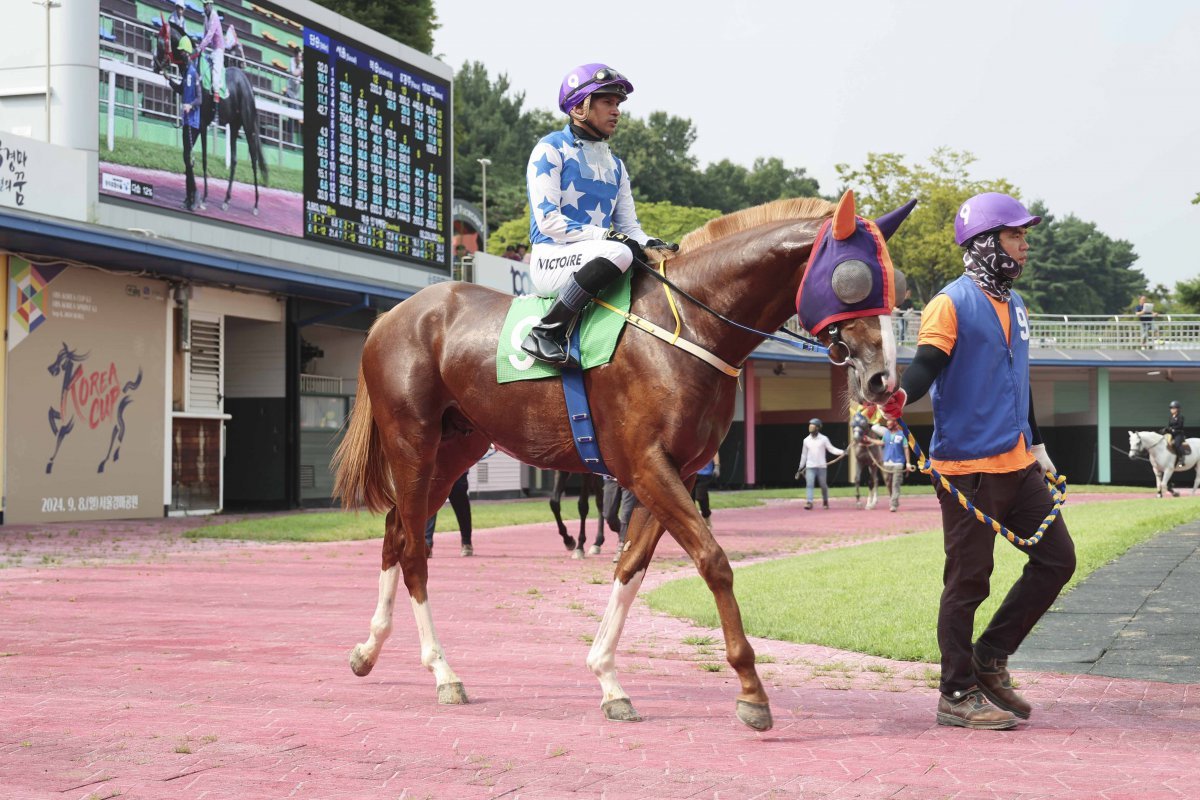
835, 149, 1016, 302
309, 0, 438, 54
743, 157, 820, 207
452, 62, 556, 231
612, 112, 701, 205
1022, 203, 1144, 314
1174, 276, 1200, 312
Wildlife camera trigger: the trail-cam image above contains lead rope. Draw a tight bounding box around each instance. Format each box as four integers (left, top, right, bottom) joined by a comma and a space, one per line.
898, 419, 1068, 547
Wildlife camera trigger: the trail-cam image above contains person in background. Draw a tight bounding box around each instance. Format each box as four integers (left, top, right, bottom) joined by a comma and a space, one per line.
503, 244, 520, 261
895, 286, 914, 342
516, 242, 530, 264
168, 0, 188, 37
879, 191, 1075, 731
424, 472, 474, 557
692, 454, 720, 530
1164, 400, 1187, 469
286, 43, 303, 100
177, 45, 202, 212
602, 477, 638, 563
1135, 295, 1157, 348
223, 14, 244, 64
796, 418, 843, 510
876, 418, 914, 512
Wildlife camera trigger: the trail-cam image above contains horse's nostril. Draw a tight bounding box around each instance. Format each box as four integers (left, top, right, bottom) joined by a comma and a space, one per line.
867, 372, 888, 394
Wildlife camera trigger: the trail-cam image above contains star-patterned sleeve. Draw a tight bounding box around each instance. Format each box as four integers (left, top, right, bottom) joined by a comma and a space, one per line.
527, 142, 607, 244
609, 159, 649, 246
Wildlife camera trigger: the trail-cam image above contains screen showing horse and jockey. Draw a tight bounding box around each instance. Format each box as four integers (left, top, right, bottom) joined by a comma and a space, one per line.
96, 0, 450, 270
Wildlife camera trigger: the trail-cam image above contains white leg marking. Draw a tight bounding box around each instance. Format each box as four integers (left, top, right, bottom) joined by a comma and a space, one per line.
360, 566, 400, 664
586, 569, 646, 704
410, 595, 462, 688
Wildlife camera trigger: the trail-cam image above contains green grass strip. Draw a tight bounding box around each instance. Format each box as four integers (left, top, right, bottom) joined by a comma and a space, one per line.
645, 497, 1200, 663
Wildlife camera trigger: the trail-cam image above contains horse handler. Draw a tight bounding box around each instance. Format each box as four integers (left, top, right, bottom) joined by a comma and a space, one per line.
876, 418, 913, 512
879, 192, 1076, 730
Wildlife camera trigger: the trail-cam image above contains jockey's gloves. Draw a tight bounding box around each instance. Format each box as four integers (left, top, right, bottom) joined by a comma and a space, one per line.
1031, 443, 1057, 477
645, 238, 679, 252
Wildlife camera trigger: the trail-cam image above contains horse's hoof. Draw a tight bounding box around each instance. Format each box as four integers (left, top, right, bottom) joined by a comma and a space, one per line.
588, 545, 601, 555
736, 700, 774, 731
572, 548, 585, 560
602, 698, 642, 722
348, 645, 374, 677
563, 536, 577, 551
252, 207, 259, 216
198, 202, 207, 211
437, 682, 469, 704
221, 201, 229, 211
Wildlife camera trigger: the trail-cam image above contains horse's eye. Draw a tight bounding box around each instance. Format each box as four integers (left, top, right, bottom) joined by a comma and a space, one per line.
831, 259, 873, 304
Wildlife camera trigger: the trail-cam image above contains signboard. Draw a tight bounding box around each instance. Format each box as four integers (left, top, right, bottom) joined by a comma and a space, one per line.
0, 131, 90, 222
97, 0, 450, 271
5, 258, 167, 523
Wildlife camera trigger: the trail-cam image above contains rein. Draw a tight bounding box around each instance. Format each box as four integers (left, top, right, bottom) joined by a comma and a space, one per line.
899, 420, 1068, 548
630, 256, 832, 357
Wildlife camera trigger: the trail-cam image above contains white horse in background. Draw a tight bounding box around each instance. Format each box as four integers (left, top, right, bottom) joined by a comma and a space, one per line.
1128, 430, 1200, 498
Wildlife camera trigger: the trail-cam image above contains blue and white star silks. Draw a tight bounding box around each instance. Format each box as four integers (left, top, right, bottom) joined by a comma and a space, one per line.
527, 125, 649, 247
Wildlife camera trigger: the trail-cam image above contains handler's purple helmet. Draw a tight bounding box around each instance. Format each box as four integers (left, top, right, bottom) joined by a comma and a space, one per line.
954, 192, 1042, 246
558, 63, 634, 114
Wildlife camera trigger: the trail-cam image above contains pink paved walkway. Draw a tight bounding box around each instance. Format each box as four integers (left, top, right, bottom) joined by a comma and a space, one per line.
1, 495, 1197, 800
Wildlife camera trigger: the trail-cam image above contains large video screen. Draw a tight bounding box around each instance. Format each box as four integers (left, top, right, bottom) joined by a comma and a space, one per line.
97, 0, 450, 271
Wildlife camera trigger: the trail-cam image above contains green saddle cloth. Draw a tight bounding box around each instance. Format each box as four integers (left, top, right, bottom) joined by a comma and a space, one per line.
496, 272, 631, 383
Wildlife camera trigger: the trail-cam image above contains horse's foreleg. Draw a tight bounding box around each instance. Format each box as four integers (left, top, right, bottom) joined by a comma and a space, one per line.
587, 503, 662, 722
574, 490, 590, 559
350, 509, 403, 677
866, 469, 879, 510
636, 469, 773, 731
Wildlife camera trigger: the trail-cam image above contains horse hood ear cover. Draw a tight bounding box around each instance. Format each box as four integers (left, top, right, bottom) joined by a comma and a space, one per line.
795, 191, 917, 335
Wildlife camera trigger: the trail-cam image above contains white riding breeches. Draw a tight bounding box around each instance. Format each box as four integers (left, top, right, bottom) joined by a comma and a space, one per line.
529, 240, 633, 296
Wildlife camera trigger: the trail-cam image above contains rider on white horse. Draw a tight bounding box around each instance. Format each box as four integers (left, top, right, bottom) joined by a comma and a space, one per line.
1164, 400, 1187, 469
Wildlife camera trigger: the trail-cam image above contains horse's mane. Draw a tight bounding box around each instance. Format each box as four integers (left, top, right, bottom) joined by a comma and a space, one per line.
678, 197, 836, 254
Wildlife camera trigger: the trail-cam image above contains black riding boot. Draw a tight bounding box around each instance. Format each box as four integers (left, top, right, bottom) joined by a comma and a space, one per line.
521, 257, 622, 368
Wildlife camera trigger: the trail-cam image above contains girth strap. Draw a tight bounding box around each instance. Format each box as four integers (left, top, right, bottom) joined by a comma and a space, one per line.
560, 324, 613, 477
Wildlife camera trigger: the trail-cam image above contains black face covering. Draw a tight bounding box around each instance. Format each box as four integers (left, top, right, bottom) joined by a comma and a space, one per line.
962, 231, 1023, 302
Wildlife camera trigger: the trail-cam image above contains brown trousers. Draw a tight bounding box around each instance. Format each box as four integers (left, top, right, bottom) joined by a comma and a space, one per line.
935, 464, 1076, 696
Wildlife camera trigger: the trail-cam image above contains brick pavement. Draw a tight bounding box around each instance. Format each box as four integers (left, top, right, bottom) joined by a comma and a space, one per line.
1, 494, 1198, 800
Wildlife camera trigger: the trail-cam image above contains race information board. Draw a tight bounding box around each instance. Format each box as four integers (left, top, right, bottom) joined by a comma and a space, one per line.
303, 29, 448, 265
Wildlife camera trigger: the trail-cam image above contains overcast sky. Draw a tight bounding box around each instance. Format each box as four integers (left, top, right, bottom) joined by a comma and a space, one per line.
434, 0, 1198, 291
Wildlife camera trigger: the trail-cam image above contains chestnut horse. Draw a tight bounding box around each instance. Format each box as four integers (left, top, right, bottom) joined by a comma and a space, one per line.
334, 194, 910, 730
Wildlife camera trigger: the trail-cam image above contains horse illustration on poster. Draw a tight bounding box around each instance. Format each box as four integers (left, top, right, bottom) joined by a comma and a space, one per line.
46, 342, 144, 474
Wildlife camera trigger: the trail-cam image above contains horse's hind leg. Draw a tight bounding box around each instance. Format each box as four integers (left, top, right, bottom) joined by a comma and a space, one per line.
589, 480, 605, 555
573, 484, 590, 559
587, 502, 664, 723
549, 472, 576, 551
223, 123, 238, 210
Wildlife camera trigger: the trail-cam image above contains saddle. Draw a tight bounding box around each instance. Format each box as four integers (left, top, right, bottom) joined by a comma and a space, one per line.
1167, 438, 1192, 457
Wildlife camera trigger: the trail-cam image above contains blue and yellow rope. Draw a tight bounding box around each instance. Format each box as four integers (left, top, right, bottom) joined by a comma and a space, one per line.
898, 420, 1068, 547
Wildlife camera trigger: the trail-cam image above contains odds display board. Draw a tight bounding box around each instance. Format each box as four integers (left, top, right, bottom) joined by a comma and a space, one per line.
97, 0, 450, 272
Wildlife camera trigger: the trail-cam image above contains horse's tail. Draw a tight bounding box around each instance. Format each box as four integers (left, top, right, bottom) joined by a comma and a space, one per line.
332, 366, 392, 513
237, 72, 268, 182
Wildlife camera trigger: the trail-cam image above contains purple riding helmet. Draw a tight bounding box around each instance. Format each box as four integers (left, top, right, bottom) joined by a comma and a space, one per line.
558, 63, 634, 114
954, 192, 1042, 246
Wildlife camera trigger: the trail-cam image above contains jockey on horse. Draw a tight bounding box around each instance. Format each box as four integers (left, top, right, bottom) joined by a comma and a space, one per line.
521, 64, 679, 368
1164, 400, 1188, 469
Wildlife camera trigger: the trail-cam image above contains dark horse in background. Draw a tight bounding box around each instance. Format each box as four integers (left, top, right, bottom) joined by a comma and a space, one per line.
152, 17, 268, 214
333, 191, 913, 731
549, 471, 606, 558
850, 412, 883, 510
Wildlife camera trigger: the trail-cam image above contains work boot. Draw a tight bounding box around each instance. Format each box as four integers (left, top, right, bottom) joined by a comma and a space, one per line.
936, 687, 1018, 730
972, 653, 1031, 720
521, 257, 622, 368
